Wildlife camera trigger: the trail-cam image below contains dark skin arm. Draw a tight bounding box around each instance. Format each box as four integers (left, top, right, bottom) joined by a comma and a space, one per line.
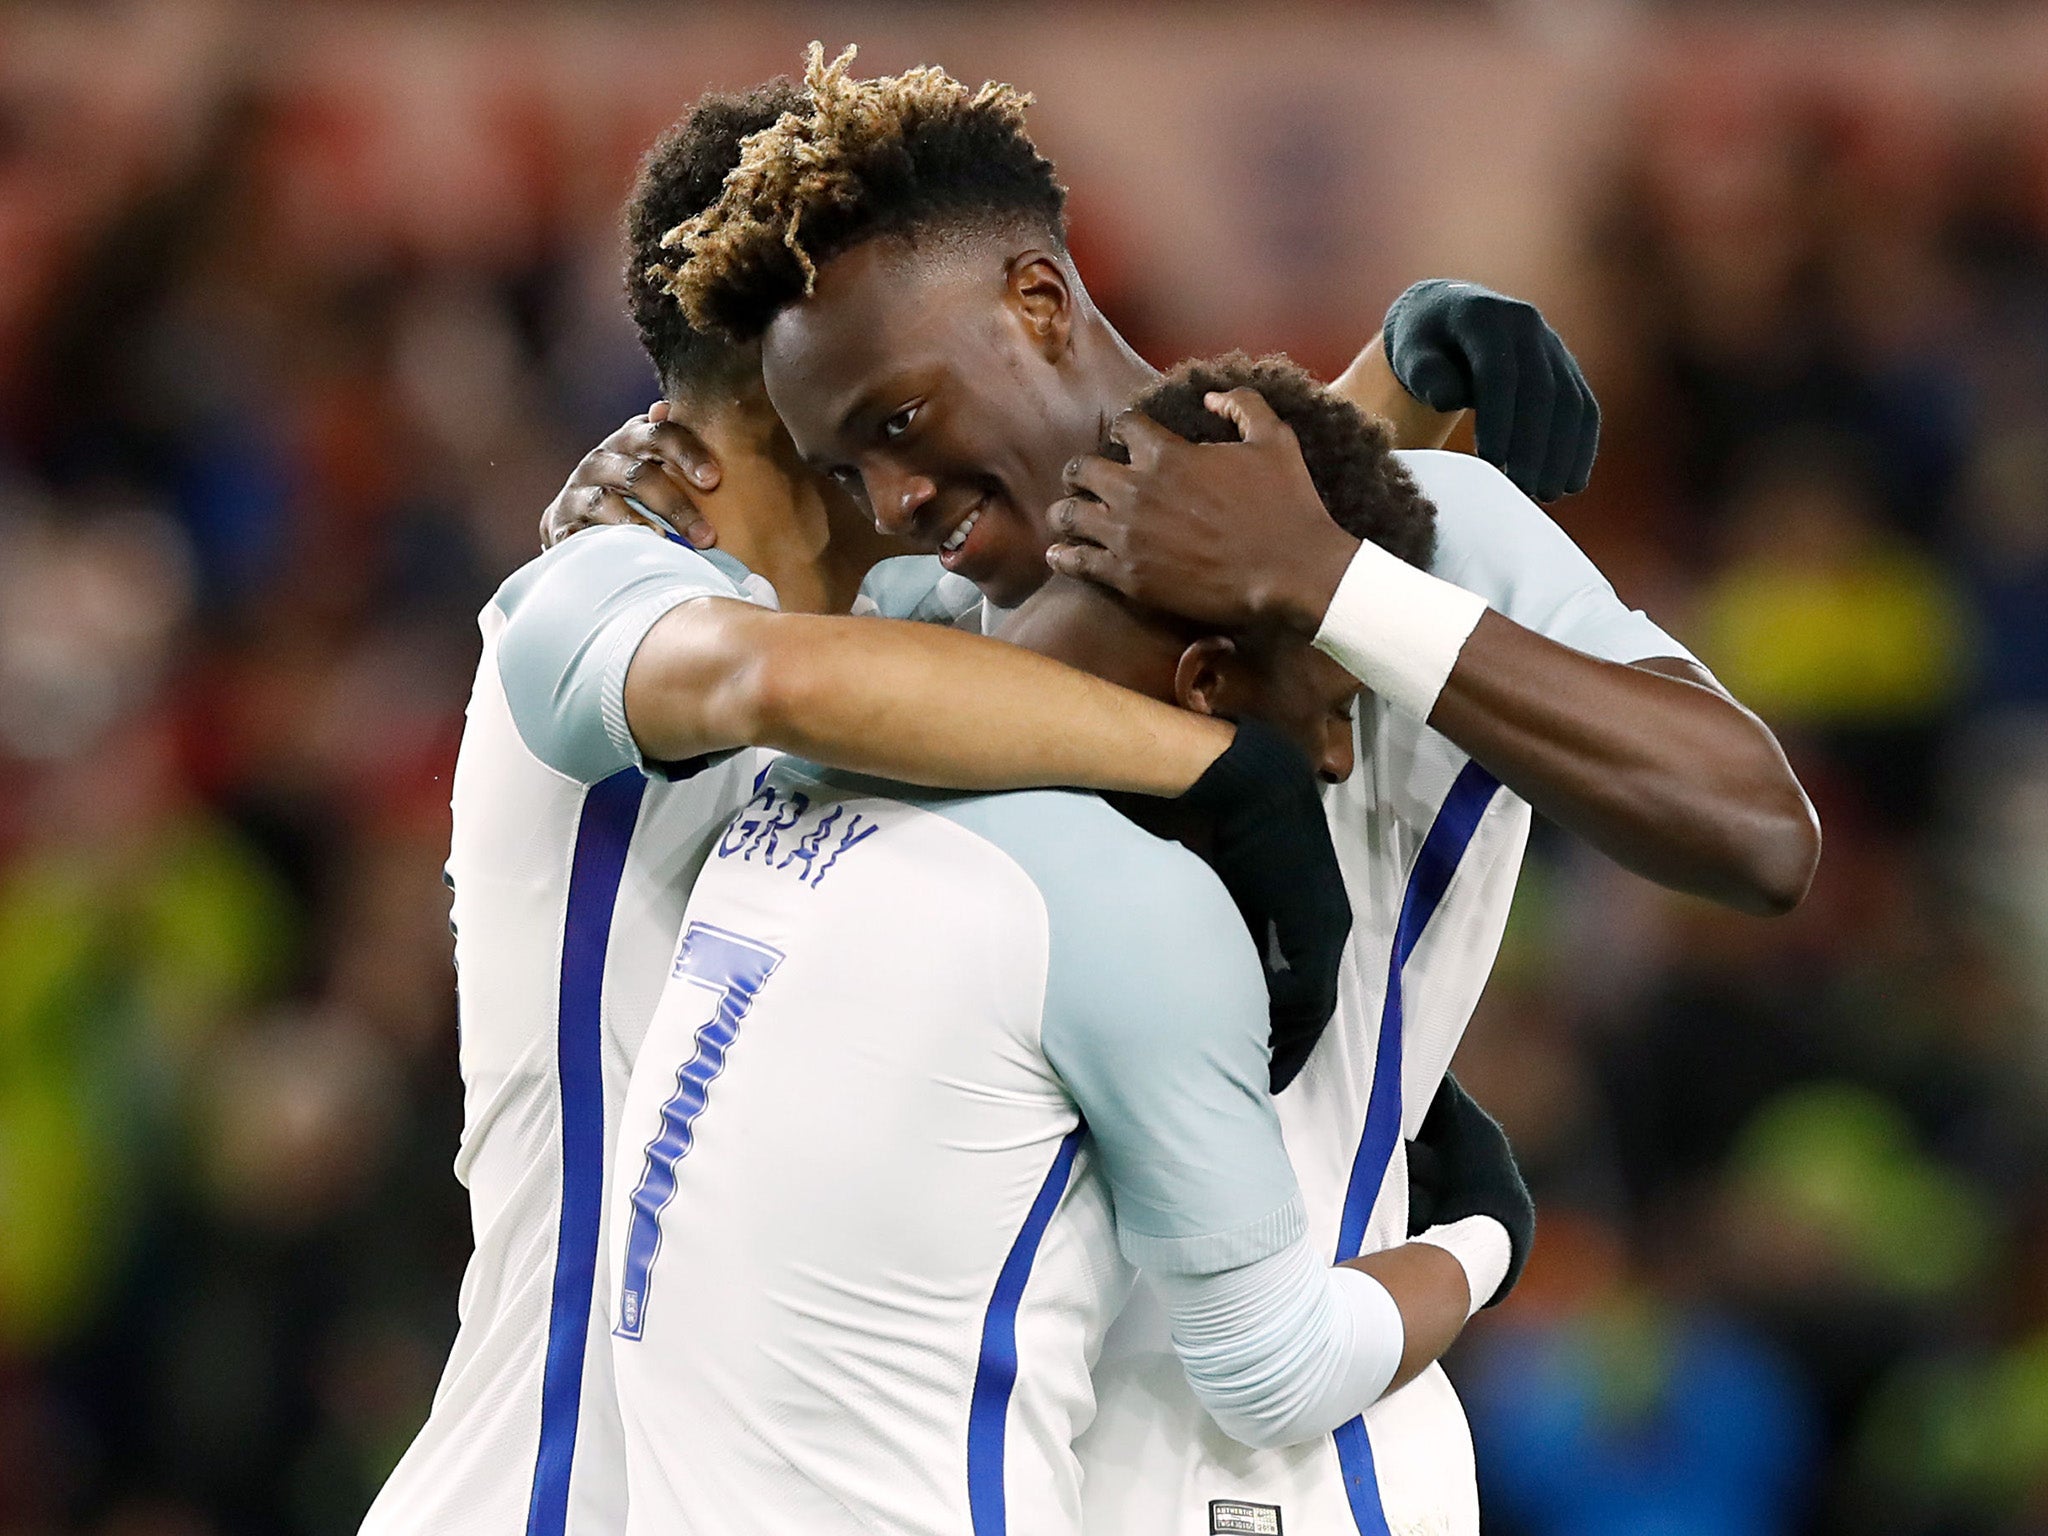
1342, 1243, 1473, 1395
1048, 391, 1821, 916
1432, 626, 1816, 914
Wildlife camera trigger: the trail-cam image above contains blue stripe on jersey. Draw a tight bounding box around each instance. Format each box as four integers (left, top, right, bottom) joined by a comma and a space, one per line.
1330, 761, 1502, 1535
525, 768, 647, 1536
967, 1126, 1086, 1536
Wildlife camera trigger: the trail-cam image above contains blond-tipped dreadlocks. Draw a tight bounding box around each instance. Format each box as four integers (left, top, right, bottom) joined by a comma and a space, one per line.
649, 43, 1067, 343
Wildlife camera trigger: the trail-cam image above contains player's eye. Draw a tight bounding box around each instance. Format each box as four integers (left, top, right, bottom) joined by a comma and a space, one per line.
880, 403, 921, 441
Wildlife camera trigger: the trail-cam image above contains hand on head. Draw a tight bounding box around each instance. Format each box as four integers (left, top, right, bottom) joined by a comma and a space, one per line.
1046, 352, 1439, 636
538, 402, 722, 551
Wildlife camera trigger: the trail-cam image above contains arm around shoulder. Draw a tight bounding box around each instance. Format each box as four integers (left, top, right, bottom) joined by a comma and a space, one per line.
627, 604, 1237, 797
1034, 832, 1473, 1446
494, 528, 742, 782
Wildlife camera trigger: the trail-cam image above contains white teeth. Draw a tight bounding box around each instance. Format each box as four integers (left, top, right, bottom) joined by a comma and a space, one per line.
941, 510, 980, 554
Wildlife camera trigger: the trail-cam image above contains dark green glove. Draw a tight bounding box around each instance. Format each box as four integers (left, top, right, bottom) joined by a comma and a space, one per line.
1406, 1072, 1536, 1309
1383, 278, 1600, 503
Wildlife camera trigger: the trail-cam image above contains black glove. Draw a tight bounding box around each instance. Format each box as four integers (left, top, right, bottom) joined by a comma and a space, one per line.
1405, 1072, 1535, 1309
1156, 718, 1352, 1093
1382, 278, 1600, 503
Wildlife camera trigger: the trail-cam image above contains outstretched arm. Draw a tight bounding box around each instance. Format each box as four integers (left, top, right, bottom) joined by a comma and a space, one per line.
494, 525, 1231, 799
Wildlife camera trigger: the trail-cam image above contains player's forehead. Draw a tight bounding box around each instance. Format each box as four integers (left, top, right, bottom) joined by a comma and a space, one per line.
760, 238, 995, 444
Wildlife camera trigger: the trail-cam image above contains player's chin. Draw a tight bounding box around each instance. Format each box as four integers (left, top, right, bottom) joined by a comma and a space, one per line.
976, 551, 1053, 610
958, 512, 1052, 609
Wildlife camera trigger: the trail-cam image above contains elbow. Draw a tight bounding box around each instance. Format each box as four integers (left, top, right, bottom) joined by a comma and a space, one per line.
1755, 803, 1822, 916
719, 628, 821, 752
1725, 776, 1823, 917
1199, 1398, 1316, 1454
1183, 1346, 1380, 1452
1681, 706, 1822, 916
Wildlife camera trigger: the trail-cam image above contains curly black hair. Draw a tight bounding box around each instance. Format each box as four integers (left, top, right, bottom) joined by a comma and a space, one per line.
1115, 352, 1438, 570
623, 80, 807, 400
657, 44, 1068, 342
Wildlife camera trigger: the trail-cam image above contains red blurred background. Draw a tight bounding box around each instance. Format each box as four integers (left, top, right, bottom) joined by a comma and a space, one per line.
3, 5, 2047, 1534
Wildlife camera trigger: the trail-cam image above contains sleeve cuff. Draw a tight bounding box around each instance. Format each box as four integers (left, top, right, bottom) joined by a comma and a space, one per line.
598, 591, 717, 773
1117, 1193, 1306, 1276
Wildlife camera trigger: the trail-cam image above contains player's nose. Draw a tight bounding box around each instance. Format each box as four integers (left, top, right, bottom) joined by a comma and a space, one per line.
1317, 722, 1355, 785
865, 462, 938, 538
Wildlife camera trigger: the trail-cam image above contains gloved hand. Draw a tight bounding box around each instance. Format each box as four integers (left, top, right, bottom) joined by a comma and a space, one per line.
1382, 279, 1600, 502
1406, 1072, 1535, 1309
1160, 718, 1352, 1093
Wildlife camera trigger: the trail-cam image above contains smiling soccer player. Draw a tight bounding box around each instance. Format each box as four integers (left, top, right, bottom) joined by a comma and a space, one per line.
355, 77, 1588, 1536
602, 360, 1525, 1536
655, 45, 1820, 1536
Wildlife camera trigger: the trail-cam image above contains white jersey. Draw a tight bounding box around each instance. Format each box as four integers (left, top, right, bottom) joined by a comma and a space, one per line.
607, 760, 1300, 1536
359, 527, 778, 1536
1072, 452, 1698, 1536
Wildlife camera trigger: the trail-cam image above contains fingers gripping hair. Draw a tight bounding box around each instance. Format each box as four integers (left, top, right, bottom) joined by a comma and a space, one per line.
651, 42, 1067, 342
1117, 352, 1440, 571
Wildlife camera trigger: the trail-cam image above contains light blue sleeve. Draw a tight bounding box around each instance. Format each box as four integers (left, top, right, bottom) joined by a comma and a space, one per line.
1398, 449, 1699, 668
492, 526, 744, 783
933, 792, 1304, 1276
857, 555, 987, 628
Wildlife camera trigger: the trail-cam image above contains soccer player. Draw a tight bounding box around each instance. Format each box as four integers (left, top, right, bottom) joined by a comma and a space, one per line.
356, 84, 1584, 1536
603, 361, 1526, 1536
653, 47, 1822, 1536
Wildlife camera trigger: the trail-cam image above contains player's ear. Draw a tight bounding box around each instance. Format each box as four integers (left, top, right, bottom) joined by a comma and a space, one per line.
1003, 250, 1073, 362
1172, 636, 1238, 717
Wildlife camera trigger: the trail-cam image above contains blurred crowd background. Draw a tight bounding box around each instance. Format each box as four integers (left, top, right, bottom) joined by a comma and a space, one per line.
4, 3, 2048, 1534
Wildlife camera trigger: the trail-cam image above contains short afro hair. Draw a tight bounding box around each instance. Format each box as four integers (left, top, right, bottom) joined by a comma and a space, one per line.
624, 80, 807, 401
1115, 352, 1437, 571
653, 43, 1067, 342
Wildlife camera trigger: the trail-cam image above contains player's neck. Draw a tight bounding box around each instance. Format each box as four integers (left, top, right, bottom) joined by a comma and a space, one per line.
712, 481, 881, 616
1068, 313, 1160, 429
689, 400, 886, 615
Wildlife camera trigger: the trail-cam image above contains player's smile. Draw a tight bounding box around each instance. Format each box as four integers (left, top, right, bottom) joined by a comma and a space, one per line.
918, 483, 997, 566
935, 491, 996, 577
927, 485, 1040, 588
936, 495, 982, 560
937, 502, 977, 554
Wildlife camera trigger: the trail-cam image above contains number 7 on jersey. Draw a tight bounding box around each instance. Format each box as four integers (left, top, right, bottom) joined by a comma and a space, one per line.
615, 923, 784, 1342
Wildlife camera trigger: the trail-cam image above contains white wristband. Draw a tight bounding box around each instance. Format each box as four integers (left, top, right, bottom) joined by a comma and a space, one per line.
1413, 1215, 1513, 1319
1312, 539, 1488, 721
